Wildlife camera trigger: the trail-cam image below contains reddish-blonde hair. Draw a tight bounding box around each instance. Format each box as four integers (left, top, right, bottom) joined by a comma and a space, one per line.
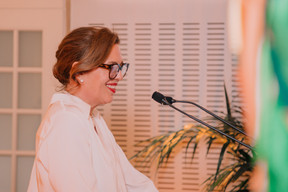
53, 26, 120, 87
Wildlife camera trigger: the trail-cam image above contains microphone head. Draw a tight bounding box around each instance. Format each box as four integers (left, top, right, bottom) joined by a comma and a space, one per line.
152, 91, 175, 105
152, 91, 165, 104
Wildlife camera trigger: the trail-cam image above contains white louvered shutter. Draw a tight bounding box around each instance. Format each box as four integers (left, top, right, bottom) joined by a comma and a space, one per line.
71, 0, 241, 191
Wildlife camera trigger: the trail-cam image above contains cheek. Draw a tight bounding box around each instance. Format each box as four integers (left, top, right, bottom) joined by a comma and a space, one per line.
86, 70, 113, 104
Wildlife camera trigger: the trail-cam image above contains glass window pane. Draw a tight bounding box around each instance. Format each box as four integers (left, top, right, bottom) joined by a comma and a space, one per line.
0, 31, 13, 67
16, 156, 34, 192
0, 72, 13, 108
19, 31, 42, 67
17, 114, 41, 150
0, 114, 12, 150
18, 73, 41, 109
0, 156, 11, 191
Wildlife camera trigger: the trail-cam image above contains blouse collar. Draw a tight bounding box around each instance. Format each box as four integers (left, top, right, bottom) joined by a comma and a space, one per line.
50, 92, 98, 119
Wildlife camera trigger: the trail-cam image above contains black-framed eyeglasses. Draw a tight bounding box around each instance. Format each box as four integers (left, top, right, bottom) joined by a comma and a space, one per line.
98, 62, 129, 80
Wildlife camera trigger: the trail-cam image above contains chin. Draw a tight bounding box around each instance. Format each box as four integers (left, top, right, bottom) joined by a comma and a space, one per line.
103, 97, 113, 105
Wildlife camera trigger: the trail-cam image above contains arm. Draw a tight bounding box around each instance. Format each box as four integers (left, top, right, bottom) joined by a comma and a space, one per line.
239, 0, 266, 138
94, 114, 158, 191
46, 111, 97, 191
115, 145, 158, 192
239, 0, 267, 191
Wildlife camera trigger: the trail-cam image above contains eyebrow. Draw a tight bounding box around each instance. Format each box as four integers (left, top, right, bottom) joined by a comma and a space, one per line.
106, 61, 124, 65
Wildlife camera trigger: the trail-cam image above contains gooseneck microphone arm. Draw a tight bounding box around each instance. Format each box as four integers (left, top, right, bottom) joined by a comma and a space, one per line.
174, 100, 248, 136
162, 98, 252, 150
152, 92, 252, 150
153, 91, 249, 137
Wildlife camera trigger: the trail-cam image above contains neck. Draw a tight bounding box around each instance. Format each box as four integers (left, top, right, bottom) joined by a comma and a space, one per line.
66, 82, 97, 111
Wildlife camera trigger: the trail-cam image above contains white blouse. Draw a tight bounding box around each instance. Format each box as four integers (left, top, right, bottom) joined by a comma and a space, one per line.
28, 93, 158, 192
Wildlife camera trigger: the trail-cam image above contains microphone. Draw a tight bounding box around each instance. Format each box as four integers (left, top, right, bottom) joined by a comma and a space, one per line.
152, 91, 175, 105
152, 91, 252, 150
152, 91, 248, 136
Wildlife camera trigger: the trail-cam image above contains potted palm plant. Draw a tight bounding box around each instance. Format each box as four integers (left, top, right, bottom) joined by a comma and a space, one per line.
131, 86, 254, 191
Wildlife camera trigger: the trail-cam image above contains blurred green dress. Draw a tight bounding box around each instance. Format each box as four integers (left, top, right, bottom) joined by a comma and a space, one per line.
256, 0, 288, 191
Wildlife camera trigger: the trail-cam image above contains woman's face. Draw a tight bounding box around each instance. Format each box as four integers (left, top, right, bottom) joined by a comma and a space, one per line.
76, 44, 124, 108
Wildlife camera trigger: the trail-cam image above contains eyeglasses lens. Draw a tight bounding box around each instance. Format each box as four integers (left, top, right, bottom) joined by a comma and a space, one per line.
121, 64, 127, 77
110, 65, 119, 79
109, 63, 128, 80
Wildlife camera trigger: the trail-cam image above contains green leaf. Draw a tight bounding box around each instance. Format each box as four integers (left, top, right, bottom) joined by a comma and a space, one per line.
230, 178, 249, 191
238, 149, 252, 162
215, 140, 230, 181
206, 137, 216, 156
224, 83, 233, 121
231, 163, 250, 182
208, 169, 231, 192
185, 135, 196, 157
192, 140, 199, 160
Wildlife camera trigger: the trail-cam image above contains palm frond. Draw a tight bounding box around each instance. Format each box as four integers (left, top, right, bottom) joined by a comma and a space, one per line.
206, 136, 216, 156
215, 140, 230, 181
224, 83, 232, 121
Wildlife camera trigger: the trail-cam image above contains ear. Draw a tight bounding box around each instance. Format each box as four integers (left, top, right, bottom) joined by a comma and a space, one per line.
74, 74, 84, 84
71, 61, 79, 72
71, 62, 83, 84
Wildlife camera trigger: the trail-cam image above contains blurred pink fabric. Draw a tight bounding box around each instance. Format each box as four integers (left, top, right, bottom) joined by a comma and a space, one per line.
27, 93, 158, 192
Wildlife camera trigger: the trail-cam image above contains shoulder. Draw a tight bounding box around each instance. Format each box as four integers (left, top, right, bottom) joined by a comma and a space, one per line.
40, 101, 89, 138
48, 100, 88, 122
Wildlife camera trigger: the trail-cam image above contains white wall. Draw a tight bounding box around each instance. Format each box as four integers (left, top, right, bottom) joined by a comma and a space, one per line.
0, 1, 66, 191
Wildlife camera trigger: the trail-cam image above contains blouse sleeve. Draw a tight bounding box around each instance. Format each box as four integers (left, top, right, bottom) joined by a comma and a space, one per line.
45, 111, 97, 192
116, 144, 158, 192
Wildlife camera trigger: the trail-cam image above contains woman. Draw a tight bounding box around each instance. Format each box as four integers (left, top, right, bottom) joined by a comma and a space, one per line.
28, 27, 158, 192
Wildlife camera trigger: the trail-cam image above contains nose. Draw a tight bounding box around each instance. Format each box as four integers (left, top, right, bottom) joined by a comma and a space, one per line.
115, 70, 123, 80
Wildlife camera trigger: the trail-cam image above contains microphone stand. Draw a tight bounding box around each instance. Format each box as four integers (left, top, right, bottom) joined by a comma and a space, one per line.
161, 98, 253, 150
174, 100, 248, 137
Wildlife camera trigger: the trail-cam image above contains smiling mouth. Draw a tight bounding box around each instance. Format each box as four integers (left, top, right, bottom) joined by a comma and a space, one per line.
106, 84, 117, 93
